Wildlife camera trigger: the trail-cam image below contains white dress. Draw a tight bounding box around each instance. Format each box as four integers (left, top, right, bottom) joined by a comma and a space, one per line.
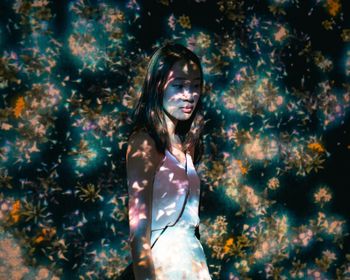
150, 149, 212, 280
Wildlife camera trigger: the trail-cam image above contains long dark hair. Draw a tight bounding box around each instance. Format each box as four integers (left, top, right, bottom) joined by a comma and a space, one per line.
129, 43, 205, 164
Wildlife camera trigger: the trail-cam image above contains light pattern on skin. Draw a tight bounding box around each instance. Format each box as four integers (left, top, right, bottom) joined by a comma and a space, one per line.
162, 59, 201, 122
128, 185, 147, 230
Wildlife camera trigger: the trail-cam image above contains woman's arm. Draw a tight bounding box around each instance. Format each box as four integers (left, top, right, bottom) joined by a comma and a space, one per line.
126, 131, 162, 280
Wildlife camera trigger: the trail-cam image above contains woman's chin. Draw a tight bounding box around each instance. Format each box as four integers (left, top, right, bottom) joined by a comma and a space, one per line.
177, 114, 192, 121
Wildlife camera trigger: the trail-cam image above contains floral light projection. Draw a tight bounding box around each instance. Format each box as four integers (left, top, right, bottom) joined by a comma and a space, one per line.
0, 0, 349, 279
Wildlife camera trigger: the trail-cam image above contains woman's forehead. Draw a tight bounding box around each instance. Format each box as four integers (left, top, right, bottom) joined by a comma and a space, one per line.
168, 59, 200, 79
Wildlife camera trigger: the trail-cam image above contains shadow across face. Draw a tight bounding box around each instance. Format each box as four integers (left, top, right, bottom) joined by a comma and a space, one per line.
162, 59, 201, 122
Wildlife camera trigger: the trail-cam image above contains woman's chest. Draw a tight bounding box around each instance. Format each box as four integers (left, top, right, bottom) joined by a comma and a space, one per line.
151, 156, 200, 226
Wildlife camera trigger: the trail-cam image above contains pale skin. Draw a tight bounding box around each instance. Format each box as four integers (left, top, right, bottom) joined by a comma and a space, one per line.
126, 59, 201, 279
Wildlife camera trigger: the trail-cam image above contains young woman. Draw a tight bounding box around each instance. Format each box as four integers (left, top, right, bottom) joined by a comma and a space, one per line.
126, 43, 212, 280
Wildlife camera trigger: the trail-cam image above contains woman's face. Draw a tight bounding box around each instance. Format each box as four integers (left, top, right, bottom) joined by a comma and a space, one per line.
162, 59, 201, 122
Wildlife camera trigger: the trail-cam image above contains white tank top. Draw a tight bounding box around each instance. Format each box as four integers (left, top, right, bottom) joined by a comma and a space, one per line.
151, 149, 200, 234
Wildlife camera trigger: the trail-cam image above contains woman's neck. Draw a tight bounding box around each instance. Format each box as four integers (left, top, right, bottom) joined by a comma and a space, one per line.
163, 112, 184, 149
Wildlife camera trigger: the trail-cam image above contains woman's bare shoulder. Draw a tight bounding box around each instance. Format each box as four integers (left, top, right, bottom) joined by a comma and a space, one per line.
126, 130, 163, 165
128, 130, 155, 150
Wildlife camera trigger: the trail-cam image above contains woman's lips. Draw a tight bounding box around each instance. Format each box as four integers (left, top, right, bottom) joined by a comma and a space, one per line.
181, 107, 193, 113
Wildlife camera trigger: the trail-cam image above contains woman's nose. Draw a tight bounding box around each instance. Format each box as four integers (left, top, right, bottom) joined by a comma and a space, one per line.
182, 88, 194, 100
183, 83, 196, 94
